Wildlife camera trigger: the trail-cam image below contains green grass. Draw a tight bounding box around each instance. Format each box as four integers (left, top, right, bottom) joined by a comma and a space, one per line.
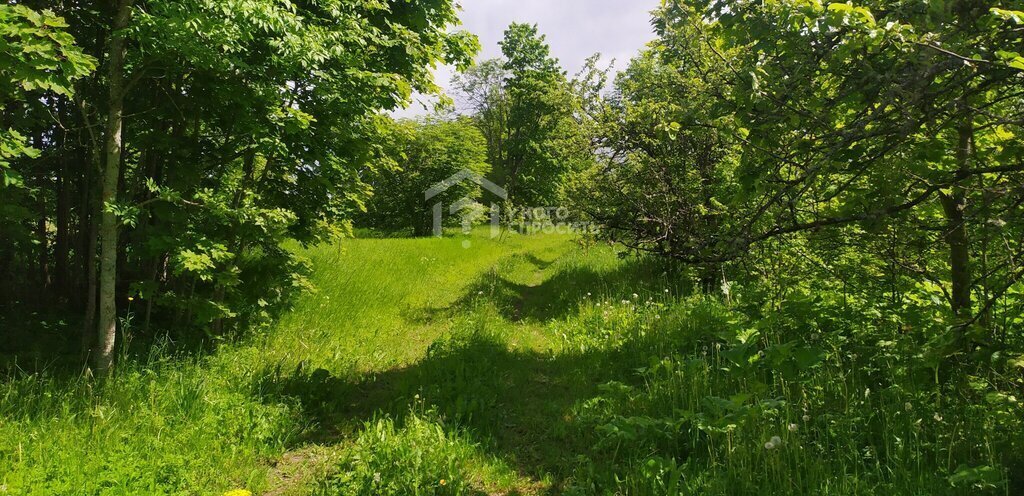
1, 231, 1021, 495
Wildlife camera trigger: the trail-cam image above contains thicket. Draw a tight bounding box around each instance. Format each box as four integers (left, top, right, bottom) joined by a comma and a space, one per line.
0, 0, 477, 370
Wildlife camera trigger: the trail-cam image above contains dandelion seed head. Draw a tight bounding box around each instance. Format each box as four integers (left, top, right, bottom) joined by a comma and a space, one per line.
802, 414, 811, 422
788, 423, 799, 432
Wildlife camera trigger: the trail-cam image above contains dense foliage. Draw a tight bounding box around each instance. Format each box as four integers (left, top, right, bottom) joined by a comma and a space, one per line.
454, 24, 592, 207
361, 117, 491, 236
0, 0, 477, 368
577, 1, 1024, 357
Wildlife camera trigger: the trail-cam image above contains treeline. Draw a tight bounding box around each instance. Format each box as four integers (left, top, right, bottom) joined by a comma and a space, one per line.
0, 0, 476, 372
358, 23, 601, 236
4, 0, 1023, 377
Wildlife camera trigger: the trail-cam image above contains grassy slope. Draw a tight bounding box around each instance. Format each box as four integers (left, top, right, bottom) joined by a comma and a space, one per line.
1, 231, 1019, 495
0, 232, 622, 495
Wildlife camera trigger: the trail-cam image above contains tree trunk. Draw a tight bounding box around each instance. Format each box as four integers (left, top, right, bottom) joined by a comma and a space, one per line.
941, 112, 974, 319
55, 125, 71, 297
941, 193, 971, 317
81, 193, 99, 359
35, 132, 51, 293
95, 0, 134, 374
36, 184, 50, 292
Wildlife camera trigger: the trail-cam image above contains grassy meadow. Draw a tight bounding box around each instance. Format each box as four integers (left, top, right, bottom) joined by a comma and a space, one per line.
1, 231, 1020, 495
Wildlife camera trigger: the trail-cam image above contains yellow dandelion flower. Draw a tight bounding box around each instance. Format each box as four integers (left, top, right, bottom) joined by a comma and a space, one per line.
439, 479, 447, 486
128, 297, 135, 302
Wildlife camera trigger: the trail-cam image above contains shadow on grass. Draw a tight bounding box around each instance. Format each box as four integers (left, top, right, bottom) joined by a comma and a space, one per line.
403, 252, 691, 327
253, 254, 699, 491
456, 254, 689, 323
254, 331, 620, 491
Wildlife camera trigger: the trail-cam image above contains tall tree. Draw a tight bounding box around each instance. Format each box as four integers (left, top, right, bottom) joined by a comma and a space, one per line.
574, 8, 740, 289
95, 0, 134, 373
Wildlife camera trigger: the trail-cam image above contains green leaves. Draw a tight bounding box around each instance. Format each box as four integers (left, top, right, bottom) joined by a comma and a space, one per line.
948, 465, 1003, 490
0, 5, 95, 97
994, 50, 1024, 71
0, 129, 35, 187
826, 2, 875, 27
990, 8, 1024, 25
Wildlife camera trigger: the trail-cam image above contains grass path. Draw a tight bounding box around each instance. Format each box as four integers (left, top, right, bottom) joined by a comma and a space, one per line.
263, 232, 577, 373
256, 232, 617, 494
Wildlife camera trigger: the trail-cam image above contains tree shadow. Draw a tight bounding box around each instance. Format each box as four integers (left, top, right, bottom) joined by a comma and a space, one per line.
249, 251, 702, 489
253, 331, 643, 491
453, 255, 689, 324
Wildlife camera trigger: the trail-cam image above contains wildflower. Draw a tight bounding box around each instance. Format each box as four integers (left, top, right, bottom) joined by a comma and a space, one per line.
478, 291, 484, 296
632, 293, 639, 300
788, 423, 799, 433
621, 299, 629, 305
864, 388, 871, 398
128, 297, 135, 302
933, 413, 943, 423
802, 414, 811, 422
764, 436, 783, 450
439, 479, 447, 486
664, 289, 670, 293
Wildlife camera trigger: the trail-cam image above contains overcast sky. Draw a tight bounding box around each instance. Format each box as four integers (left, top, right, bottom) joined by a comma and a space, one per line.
393, 0, 660, 117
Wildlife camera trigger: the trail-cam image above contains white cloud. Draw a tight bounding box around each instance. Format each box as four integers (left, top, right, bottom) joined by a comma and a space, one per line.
393, 0, 659, 118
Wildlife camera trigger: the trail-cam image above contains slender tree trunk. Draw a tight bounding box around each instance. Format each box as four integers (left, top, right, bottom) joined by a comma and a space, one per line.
80, 143, 101, 358
35, 133, 51, 293
36, 184, 50, 291
95, 0, 134, 374
81, 193, 100, 359
56, 126, 71, 297
941, 112, 974, 319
